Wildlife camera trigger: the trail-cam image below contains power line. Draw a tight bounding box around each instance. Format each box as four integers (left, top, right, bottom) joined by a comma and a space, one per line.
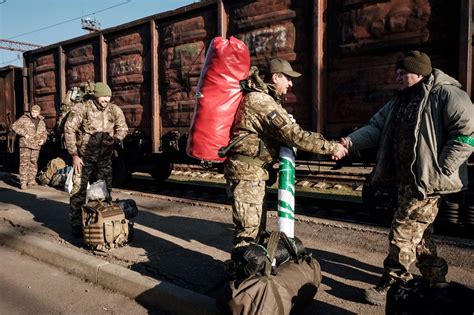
7, 0, 131, 40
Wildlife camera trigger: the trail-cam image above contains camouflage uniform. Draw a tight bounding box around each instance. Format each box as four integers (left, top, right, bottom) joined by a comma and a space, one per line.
224, 67, 340, 249
11, 112, 48, 187
64, 99, 128, 227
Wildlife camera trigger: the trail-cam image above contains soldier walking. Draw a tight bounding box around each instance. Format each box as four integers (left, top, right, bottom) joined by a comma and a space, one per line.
64, 82, 128, 237
224, 58, 347, 259
12, 104, 48, 190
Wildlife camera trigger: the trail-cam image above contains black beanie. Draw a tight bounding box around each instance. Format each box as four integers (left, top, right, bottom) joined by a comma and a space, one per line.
396, 51, 432, 76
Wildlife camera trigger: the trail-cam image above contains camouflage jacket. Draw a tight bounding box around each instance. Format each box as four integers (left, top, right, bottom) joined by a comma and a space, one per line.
224, 67, 339, 180
12, 113, 47, 149
64, 99, 128, 161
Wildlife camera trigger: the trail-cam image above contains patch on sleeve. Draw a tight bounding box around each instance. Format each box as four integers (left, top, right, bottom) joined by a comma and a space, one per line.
267, 110, 288, 129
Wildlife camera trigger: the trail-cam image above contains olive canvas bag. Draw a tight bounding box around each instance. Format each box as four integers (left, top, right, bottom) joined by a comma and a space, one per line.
218, 231, 322, 315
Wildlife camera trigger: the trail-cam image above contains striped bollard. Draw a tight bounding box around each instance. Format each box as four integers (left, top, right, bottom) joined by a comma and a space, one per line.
277, 145, 295, 238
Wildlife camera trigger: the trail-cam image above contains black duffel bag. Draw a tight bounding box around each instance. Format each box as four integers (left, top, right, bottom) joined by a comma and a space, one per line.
218, 231, 322, 315
386, 279, 474, 315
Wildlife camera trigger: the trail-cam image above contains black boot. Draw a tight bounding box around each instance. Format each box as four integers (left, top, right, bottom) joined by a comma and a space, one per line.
363, 275, 396, 305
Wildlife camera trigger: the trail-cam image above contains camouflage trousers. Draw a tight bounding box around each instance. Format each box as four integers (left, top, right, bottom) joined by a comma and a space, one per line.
19, 147, 40, 185
383, 186, 440, 281
226, 179, 266, 249
70, 157, 112, 227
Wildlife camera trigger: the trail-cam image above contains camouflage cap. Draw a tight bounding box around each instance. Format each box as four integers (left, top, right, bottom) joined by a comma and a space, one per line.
269, 58, 302, 78
93, 82, 112, 97
31, 104, 41, 112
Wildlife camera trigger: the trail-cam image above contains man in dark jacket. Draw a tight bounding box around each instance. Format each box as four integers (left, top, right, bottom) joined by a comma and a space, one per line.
341, 51, 474, 305
225, 58, 347, 257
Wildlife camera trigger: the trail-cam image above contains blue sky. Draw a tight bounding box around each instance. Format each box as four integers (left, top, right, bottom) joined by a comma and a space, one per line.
0, 0, 194, 67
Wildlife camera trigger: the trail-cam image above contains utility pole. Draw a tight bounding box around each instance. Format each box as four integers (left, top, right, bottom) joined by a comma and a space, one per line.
0, 39, 42, 52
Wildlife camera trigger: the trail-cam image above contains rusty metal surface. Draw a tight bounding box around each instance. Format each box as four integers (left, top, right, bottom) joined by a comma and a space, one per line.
226, 0, 313, 130
159, 11, 217, 136
21, 0, 468, 146
0, 66, 22, 132
325, 0, 461, 136
107, 25, 150, 135
30, 53, 58, 130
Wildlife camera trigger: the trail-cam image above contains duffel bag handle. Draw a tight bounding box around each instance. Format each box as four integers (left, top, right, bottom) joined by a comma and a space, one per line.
264, 231, 299, 276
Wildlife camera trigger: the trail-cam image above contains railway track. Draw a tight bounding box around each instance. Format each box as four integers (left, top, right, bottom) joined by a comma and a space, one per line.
118, 162, 473, 239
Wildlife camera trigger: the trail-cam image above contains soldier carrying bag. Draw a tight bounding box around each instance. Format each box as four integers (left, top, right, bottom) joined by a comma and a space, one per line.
218, 231, 322, 315
82, 200, 129, 251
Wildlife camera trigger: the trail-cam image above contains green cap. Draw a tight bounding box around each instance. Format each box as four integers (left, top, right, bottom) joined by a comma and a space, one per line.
31, 104, 41, 112
269, 58, 301, 78
94, 82, 112, 97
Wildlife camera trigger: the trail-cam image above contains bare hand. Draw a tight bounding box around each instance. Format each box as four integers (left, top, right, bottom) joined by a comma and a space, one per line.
72, 155, 84, 174
339, 137, 348, 148
38, 140, 44, 145
331, 143, 348, 161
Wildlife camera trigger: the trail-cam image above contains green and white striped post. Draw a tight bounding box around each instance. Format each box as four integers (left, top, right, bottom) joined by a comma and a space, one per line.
277, 145, 295, 238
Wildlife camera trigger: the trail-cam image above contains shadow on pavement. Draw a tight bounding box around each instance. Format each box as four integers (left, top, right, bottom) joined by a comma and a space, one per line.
308, 247, 383, 303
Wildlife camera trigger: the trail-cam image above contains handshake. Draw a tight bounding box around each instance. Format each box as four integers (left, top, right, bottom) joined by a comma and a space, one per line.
331, 138, 349, 161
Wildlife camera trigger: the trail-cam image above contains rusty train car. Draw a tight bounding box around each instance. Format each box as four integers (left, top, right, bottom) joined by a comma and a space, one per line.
2, 0, 472, 185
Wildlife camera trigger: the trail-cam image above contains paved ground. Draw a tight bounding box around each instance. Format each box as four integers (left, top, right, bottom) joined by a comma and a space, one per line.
0, 171, 473, 314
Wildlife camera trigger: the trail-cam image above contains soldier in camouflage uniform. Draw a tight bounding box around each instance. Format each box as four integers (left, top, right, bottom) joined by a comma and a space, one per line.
12, 104, 48, 190
224, 58, 348, 257
341, 51, 474, 305
64, 82, 128, 237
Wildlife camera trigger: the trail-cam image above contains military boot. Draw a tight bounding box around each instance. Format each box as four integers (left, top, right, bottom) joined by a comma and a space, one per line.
363, 275, 396, 305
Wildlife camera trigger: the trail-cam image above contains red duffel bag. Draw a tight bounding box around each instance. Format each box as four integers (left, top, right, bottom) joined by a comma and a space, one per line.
186, 36, 250, 162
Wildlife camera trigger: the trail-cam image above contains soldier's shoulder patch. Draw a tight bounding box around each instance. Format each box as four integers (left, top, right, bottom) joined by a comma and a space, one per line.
267, 110, 288, 129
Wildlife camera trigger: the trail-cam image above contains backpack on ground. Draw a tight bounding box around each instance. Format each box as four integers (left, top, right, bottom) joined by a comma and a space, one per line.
50, 165, 73, 189
218, 231, 322, 315
81, 200, 130, 251
37, 157, 67, 186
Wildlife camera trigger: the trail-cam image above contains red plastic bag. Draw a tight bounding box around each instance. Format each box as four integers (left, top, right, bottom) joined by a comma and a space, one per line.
186, 36, 250, 162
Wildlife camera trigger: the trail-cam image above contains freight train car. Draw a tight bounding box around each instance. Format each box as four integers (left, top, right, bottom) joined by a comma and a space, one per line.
12, 0, 473, 186
0, 65, 23, 171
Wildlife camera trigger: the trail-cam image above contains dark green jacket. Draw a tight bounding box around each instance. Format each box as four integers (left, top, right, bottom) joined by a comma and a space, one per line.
347, 69, 474, 198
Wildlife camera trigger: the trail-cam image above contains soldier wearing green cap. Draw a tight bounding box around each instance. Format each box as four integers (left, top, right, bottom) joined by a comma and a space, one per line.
224, 58, 348, 259
339, 51, 474, 305
12, 104, 48, 190
64, 82, 128, 237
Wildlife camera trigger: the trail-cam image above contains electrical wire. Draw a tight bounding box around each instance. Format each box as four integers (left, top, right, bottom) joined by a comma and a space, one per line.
7, 0, 131, 40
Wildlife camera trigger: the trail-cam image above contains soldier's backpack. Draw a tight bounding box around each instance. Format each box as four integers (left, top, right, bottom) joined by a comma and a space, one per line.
81, 200, 130, 251
56, 81, 95, 140
50, 165, 73, 189
37, 157, 67, 186
218, 231, 322, 315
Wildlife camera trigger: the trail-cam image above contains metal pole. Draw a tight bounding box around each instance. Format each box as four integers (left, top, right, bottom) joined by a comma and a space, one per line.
277, 145, 295, 238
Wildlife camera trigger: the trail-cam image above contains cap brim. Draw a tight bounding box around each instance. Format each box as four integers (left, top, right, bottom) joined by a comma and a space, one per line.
283, 70, 302, 78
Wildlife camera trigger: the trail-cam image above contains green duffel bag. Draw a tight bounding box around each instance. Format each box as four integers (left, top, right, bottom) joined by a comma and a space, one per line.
218, 232, 322, 315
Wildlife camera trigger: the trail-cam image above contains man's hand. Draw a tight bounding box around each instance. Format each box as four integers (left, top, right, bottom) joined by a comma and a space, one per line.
38, 139, 44, 145
340, 137, 349, 148
331, 143, 348, 161
72, 155, 84, 174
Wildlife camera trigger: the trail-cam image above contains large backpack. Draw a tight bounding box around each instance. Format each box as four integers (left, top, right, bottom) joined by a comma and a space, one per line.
36, 157, 67, 186
56, 81, 95, 140
81, 200, 130, 251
